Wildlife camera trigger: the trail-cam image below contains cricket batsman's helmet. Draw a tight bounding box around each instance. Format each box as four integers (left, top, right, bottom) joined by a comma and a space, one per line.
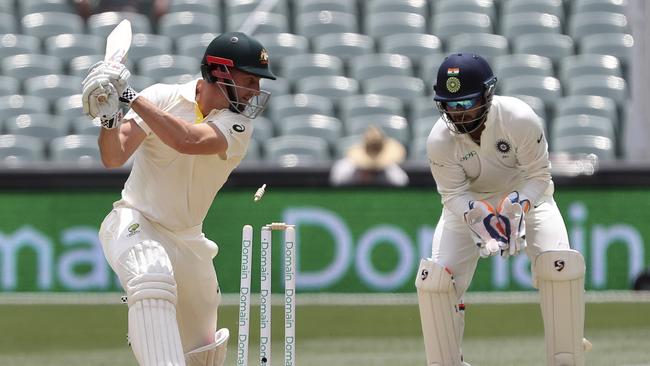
201, 31, 276, 82
200, 32, 276, 118
433, 53, 497, 134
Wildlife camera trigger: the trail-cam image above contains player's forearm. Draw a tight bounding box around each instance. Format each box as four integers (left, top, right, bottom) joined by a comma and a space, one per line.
130, 96, 195, 152
98, 128, 128, 168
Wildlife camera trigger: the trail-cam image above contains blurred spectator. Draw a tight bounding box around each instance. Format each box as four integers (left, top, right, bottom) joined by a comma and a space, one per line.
330, 125, 409, 187
72, 0, 169, 21
633, 269, 650, 290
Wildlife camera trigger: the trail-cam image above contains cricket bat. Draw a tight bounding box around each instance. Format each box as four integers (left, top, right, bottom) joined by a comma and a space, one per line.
97, 19, 132, 103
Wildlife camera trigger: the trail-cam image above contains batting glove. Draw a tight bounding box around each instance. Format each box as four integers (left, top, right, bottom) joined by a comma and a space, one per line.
464, 200, 509, 258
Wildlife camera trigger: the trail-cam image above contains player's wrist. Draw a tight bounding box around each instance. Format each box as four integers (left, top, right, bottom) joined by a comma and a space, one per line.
119, 85, 139, 105
100, 109, 123, 129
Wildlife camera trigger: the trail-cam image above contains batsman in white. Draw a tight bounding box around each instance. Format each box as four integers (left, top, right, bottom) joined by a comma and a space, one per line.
414, 53, 589, 366
81, 32, 276, 366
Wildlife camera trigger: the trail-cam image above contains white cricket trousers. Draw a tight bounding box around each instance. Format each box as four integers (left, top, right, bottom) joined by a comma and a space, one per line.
431, 194, 571, 299
98, 207, 222, 352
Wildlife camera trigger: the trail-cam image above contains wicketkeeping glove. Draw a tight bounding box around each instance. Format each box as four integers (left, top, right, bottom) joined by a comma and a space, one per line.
496, 191, 530, 258
464, 200, 509, 258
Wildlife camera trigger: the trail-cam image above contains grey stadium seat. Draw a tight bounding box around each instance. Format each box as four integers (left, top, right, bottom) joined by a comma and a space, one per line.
349, 54, 413, 83
295, 0, 356, 15
168, 0, 219, 13
0, 95, 49, 122
551, 114, 615, 143
0, 13, 18, 35
161, 74, 199, 85
580, 33, 634, 69
339, 94, 405, 121
513, 33, 575, 64
365, 12, 427, 40
493, 54, 554, 88
129, 33, 174, 64
255, 33, 310, 66
555, 95, 618, 128
446, 33, 509, 60
0, 134, 46, 164
379, 33, 443, 65
263, 135, 330, 166
434, 0, 496, 25
176, 33, 219, 61
409, 96, 440, 122
312, 33, 375, 62
158, 12, 220, 41
511, 94, 548, 123
500, 12, 562, 42
4, 113, 69, 141
0, 34, 40, 58
130, 75, 157, 92
19, 0, 74, 15
294, 76, 360, 102
50, 135, 102, 165
261, 77, 290, 97
431, 12, 493, 41
45, 34, 105, 64
568, 12, 629, 42
408, 136, 428, 161
419, 53, 447, 87
501, 75, 562, 105
71, 116, 102, 136
227, 12, 289, 35
69, 55, 104, 77
1, 54, 63, 82
566, 75, 627, 104
21, 12, 84, 39
363, 76, 426, 103
87, 12, 152, 37
269, 94, 335, 125
279, 54, 344, 83
54, 94, 84, 120
552, 134, 615, 160
224, 0, 289, 17
23, 75, 83, 103
241, 137, 261, 162
366, 0, 428, 17
0, 0, 15, 13
250, 116, 274, 143
295, 11, 358, 39
0, 76, 19, 97
412, 116, 439, 140
559, 54, 622, 85
573, 0, 629, 15
137, 55, 199, 81
279, 114, 343, 146
501, 0, 565, 22
345, 114, 410, 145
334, 134, 363, 158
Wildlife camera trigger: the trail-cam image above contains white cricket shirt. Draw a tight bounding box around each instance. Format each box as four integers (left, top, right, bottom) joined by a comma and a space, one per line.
114, 79, 252, 231
426, 95, 553, 218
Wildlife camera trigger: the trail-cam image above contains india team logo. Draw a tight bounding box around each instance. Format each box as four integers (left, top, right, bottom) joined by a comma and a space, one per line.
496, 139, 511, 153
446, 77, 461, 93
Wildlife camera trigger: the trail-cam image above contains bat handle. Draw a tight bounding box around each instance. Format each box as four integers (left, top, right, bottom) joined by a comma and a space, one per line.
97, 94, 108, 103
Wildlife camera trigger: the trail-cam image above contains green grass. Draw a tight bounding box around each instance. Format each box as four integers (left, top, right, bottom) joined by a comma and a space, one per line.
1, 302, 649, 365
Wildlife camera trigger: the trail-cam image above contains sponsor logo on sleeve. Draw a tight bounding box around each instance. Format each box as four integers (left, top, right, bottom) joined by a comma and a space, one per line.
232, 124, 245, 133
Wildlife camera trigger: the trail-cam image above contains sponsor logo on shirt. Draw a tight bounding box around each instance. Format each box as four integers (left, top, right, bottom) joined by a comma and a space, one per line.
537, 133, 544, 143
127, 223, 141, 237
460, 150, 478, 162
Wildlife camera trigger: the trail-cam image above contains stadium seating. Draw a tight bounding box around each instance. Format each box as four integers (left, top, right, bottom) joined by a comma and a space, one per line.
294, 75, 360, 102
432, 12, 493, 41
168, 0, 220, 13
50, 135, 102, 165
500, 12, 562, 41
348, 54, 413, 83
0, 34, 41, 58
580, 33, 634, 69
555, 95, 619, 128
19, 0, 75, 16
0, 95, 49, 122
0, 13, 18, 35
137, 55, 198, 80
493, 54, 554, 86
446, 33, 509, 60
255, 33, 310, 65
559, 54, 623, 85
87, 12, 152, 37
0, 134, 46, 164
279, 114, 343, 146
45, 34, 105, 64
379, 33, 443, 66
176, 33, 219, 60
0, 76, 19, 97
158, 12, 220, 40
295, 11, 358, 39
227, 12, 290, 34
263, 135, 330, 166
367, 0, 428, 17
568, 11, 629, 42
312, 33, 375, 62
501, 0, 565, 22
21, 12, 84, 39
365, 12, 427, 39
295, 0, 356, 15
434, 0, 496, 25
345, 114, 410, 145
362, 75, 426, 103
128, 34, 174, 64
23, 75, 83, 103
512, 33, 575, 64
4, 113, 69, 141
269, 94, 335, 125
279, 54, 345, 83
573, 0, 629, 14
339, 94, 405, 121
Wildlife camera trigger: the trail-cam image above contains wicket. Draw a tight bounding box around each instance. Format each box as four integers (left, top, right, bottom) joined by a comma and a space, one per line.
238, 223, 296, 366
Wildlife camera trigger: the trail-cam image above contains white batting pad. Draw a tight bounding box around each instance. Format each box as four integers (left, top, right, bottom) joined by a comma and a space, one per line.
534, 250, 586, 366
415, 258, 464, 366
185, 328, 229, 366
124, 241, 185, 366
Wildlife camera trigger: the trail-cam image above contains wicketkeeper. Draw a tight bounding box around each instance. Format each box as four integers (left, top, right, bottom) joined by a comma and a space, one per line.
415, 53, 590, 366
81, 32, 276, 366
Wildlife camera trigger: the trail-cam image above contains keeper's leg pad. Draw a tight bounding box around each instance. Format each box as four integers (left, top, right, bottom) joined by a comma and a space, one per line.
185, 328, 229, 366
123, 241, 186, 366
533, 249, 586, 366
415, 258, 464, 366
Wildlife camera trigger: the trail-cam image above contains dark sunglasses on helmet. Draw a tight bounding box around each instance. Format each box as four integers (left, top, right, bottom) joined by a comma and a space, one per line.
445, 98, 480, 110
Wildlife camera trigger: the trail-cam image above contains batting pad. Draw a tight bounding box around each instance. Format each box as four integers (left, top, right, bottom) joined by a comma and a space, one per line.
415, 258, 464, 366
124, 241, 185, 366
185, 328, 229, 366
534, 250, 586, 366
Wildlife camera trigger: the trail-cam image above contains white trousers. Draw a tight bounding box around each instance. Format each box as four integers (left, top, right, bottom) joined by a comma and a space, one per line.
99, 207, 221, 353
431, 195, 571, 299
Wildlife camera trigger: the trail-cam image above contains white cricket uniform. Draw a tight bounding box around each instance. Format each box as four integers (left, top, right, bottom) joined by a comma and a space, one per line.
426, 95, 570, 298
98, 79, 253, 352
